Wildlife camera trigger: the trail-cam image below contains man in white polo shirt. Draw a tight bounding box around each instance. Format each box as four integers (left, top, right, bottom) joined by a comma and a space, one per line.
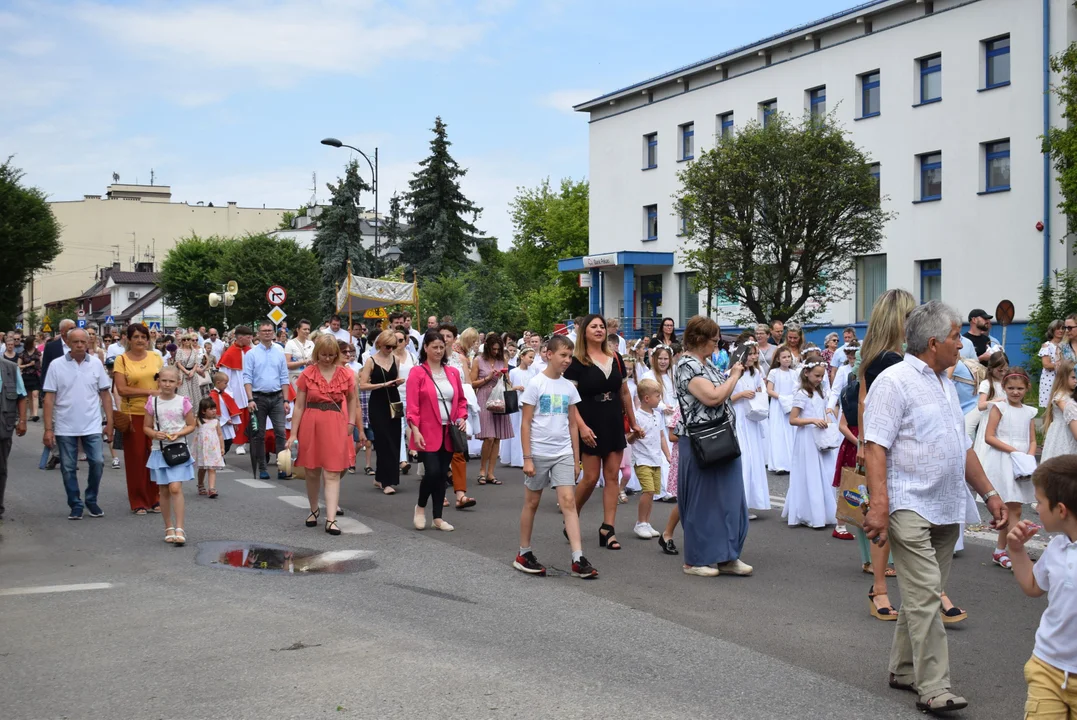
42, 329, 113, 520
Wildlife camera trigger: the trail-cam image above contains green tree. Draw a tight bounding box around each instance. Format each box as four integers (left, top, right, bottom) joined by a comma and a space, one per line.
674, 113, 893, 325
463, 244, 525, 332
381, 193, 405, 273
1045, 8, 1077, 242
400, 117, 483, 277
159, 233, 321, 329
506, 177, 589, 329
159, 234, 234, 329
0, 158, 62, 329
278, 210, 297, 230
420, 274, 470, 328
220, 234, 322, 329
313, 161, 375, 316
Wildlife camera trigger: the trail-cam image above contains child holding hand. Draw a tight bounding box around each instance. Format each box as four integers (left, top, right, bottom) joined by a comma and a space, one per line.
1007, 456, 1077, 718
631, 379, 670, 539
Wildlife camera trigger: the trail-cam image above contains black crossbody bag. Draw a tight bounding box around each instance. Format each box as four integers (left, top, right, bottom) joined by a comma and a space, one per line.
675, 366, 740, 468
155, 397, 192, 467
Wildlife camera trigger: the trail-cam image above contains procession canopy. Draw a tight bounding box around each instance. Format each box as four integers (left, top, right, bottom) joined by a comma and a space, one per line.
335, 272, 419, 314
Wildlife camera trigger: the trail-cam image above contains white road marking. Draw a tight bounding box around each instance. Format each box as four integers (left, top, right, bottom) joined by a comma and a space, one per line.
0, 582, 114, 597
216, 467, 235, 474
768, 495, 785, 508
234, 478, 276, 489
276, 495, 372, 534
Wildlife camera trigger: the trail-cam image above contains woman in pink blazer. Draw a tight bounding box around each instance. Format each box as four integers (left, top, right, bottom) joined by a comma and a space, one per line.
406, 330, 469, 531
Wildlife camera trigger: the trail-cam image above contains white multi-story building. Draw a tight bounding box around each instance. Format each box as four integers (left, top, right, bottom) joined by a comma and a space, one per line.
563, 0, 1074, 340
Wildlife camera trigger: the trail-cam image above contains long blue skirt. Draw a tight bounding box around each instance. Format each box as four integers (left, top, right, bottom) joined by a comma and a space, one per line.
677, 437, 749, 567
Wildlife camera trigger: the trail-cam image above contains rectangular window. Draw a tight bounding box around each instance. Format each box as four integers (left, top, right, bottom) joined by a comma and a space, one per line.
644, 204, 658, 241
761, 100, 777, 127
678, 212, 688, 236
680, 122, 694, 161
719, 112, 734, 138
919, 54, 941, 103
869, 162, 881, 201
678, 273, 700, 324
809, 86, 826, 120
643, 132, 657, 169
919, 260, 942, 303
856, 254, 887, 322
986, 36, 1010, 88
861, 71, 881, 117
985, 140, 1011, 191
919, 152, 942, 201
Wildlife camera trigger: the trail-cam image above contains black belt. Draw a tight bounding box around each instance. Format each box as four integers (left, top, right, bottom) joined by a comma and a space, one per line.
307, 402, 341, 412
252, 390, 282, 397
590, 391, 616, 403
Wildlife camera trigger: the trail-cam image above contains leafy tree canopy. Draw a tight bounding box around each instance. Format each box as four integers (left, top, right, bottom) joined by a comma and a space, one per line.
0, 157, 62, 329
159, 233, 322, 330
1045, 18, 1077, 245
400, 117, 483, 278
674, 113, 892, 325
313, 160, 376, 316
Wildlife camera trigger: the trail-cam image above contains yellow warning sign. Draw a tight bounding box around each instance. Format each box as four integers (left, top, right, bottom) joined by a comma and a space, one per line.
42, 323, 52, 333
363, 307, 388, 319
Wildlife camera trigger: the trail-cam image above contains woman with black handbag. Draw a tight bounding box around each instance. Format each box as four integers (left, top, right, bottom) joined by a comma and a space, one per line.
359, 330, 405, 494
674, 315, 753, 577
143, 366, 196, 546
407, 331, 469, 531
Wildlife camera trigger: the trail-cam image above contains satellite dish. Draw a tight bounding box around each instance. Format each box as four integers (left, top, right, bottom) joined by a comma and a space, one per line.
208, 293, 221, 308
225, 280, 239, 294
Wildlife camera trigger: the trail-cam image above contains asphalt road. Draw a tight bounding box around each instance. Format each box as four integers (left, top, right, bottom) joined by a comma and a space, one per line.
0, 427, 1046, 720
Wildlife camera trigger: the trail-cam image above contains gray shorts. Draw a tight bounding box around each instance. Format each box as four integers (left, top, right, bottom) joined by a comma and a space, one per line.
523, 454, 576, 492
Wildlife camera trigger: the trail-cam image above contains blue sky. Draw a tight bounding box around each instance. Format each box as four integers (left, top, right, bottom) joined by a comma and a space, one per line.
2, 0, 854, 249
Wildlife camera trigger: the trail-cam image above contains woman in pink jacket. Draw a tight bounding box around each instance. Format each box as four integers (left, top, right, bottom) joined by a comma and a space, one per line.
407, 330, 468, 531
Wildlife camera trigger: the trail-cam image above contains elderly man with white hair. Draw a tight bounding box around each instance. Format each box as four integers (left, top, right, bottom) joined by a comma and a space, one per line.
863, 301, 1007, 715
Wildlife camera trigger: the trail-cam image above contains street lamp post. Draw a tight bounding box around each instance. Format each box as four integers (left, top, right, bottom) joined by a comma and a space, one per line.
321, 138, 379, 276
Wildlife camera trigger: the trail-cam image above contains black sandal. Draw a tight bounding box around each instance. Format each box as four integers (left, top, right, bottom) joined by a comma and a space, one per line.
305, 508, 320, 527
364, 466, 374, 476
487, 476, 503, 485
325, 519, 341, 536
598, 523, 621, 550
658, 535, 679, 555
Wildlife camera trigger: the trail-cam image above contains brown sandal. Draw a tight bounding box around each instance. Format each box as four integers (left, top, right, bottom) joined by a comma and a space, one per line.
868, 587, 898, 621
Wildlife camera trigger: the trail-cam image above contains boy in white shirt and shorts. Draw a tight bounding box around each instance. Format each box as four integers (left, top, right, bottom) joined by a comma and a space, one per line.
513, 335, 597, 579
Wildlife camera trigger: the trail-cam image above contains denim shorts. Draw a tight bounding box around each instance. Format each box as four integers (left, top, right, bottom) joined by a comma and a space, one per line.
523, 454, 576, 492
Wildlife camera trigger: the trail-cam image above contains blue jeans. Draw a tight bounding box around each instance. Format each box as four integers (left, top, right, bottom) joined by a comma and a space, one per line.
57, 434, 104, 511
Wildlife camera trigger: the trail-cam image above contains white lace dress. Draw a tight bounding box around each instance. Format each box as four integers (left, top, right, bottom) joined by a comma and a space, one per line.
782, 389, 837, 528
975, 402, 1037, 504
1038, 342, 1060, 409
1041, 395, 1077, 462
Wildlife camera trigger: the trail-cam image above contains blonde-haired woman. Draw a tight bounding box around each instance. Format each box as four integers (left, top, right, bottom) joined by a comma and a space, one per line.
857, 288, 915, 620
173, 334, 203, 406
359, 330, 406, 493
458, 327, 482, 453
290, 334, 361, 534
784, 322, 805, 366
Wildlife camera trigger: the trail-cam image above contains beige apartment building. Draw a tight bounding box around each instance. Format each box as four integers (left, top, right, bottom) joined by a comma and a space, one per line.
23, 183, 289, 315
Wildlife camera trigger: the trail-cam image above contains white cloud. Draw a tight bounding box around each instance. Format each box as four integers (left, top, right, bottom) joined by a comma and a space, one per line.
540, 88, 602, 113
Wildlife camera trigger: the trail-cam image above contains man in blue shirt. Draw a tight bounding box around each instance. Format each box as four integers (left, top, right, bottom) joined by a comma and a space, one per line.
243, 321, 289, 479
0, 354, 28, 518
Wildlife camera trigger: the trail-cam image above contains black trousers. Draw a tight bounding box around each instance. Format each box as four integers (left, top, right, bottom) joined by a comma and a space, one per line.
249, 392, 286, 475
0, 436, 10, 517
418, 445, 452, 520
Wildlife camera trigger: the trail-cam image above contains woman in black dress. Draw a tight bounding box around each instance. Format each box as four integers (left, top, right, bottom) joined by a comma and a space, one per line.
359, 330, 405, 494
651, 317, 678, 348
564, 314, 643, 550
18, 342, 42, 421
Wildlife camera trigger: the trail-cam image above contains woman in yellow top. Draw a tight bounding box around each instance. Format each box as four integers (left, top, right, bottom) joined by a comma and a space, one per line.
113, 323, 164, 514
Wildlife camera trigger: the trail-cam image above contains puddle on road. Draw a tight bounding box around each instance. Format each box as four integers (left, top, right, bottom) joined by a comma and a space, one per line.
195, 541, 376, 575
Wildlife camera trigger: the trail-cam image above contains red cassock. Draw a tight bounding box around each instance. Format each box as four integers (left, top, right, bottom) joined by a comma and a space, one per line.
217, 343, 251, 445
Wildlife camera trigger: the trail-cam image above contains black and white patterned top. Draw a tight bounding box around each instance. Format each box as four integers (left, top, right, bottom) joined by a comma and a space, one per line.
674, 353, 729, 435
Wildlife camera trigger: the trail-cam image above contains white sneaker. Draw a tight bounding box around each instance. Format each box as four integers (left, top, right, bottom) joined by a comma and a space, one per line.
718, 558, 753, 576
111, 458, 120, 469
644, 523, 661, 538
748, 513, 758, 521
683, 565, 720, 577
634, 522, 652, 539
432, 519, 454, 532
413, 506, 426, 531
235, 445, 246, 455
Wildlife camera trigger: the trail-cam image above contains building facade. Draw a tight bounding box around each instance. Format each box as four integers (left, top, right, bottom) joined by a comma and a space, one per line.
24, 183, 289, 318
564, 0, 1075, 340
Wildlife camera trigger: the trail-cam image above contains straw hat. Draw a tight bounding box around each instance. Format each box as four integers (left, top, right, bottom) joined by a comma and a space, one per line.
276, 447, 293, 476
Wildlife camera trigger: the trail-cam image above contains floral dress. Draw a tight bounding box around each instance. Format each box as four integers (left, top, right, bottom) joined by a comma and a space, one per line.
192, 418, 226, 470
1038, 342, 1060, 408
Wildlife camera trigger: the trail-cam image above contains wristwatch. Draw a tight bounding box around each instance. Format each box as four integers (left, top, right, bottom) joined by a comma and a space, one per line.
981, 490, 999, 502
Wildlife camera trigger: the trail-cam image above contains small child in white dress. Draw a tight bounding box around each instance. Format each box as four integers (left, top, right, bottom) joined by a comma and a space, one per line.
783, 357, 838, 529
766, 348, 797, 473
976, 368, 1038, 570
193, 397, 227, 499
1040, 359, 1077, 462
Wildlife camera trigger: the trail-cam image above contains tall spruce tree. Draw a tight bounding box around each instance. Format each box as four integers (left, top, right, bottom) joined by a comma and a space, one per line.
381, 193, 404, 273
400, 117, 483, 277
312, 160, 375, 315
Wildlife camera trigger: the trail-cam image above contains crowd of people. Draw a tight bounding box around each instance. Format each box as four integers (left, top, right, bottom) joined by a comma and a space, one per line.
2, 299, 1076, 717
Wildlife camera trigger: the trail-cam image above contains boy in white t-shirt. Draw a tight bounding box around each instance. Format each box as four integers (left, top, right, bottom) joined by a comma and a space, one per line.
514, 335, 597, 579
631, 378, 671, 539
1008, 456, 1077, 718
